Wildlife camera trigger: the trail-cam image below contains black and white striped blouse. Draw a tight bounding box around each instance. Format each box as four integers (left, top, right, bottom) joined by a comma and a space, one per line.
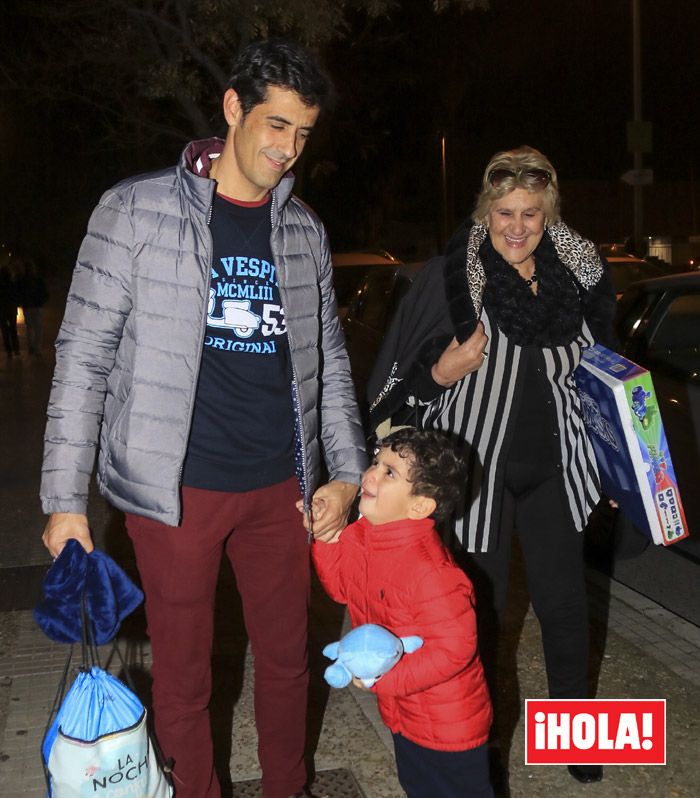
423, 311, 601, 552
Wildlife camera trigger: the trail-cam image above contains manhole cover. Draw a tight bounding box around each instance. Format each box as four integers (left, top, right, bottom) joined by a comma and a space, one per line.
232, 767, 365, 797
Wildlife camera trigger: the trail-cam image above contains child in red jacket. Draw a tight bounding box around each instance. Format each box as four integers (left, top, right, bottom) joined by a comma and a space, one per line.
312, 428, 493, 798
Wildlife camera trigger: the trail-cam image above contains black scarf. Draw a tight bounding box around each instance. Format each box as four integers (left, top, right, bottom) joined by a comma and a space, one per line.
480, 234, 583, 347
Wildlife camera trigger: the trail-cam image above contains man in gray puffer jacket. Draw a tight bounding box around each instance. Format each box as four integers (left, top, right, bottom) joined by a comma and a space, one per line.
40, 39, 367, 798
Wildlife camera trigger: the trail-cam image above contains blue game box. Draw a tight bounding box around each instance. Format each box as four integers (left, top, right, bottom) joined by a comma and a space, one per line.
575, 344, 688, 545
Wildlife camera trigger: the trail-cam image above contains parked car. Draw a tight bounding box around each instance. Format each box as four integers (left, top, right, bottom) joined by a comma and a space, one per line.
331, 251, 401, 317
341, 261, 424, 415
604, 252, 669, 298
614, 271, 700, 555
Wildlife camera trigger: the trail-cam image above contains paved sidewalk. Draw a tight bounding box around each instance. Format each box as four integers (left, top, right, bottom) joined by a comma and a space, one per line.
0, 596, 405, 798
2, 560, 700, 798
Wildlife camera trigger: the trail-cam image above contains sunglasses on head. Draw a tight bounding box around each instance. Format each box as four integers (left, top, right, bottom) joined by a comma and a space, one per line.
487, 167, 552, 189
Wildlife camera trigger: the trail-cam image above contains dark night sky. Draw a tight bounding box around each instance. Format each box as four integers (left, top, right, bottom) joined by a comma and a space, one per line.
1, 0, 699, 263
346, 0, 699, 182
456, 0, 699, 182
312, 0, 700, 250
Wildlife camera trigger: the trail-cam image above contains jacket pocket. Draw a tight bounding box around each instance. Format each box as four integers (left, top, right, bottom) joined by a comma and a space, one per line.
104, 380, 134, 449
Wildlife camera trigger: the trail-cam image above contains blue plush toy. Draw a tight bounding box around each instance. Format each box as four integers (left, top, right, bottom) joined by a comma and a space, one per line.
322, 623, 423, 688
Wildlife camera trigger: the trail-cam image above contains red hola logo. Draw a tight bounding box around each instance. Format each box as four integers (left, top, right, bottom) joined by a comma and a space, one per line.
525, 700, 666, 765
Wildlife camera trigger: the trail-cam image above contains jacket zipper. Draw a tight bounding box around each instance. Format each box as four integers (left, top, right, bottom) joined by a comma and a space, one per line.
271, 192, 312, 520
176, 188, 216, 521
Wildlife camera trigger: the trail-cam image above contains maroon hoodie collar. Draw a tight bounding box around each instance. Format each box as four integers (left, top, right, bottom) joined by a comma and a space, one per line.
184, 138, 225, 177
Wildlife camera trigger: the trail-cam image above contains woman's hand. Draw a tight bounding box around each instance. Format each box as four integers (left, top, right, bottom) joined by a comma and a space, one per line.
431, 322, 488, 387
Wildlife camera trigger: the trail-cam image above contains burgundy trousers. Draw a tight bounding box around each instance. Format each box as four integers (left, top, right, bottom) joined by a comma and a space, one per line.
126, 477, 310, 798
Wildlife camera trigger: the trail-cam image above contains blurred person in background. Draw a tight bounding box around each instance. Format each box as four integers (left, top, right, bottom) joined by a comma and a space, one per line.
368, 146, 616, 787
0, 258, 20, 358
16, 257, 49, 356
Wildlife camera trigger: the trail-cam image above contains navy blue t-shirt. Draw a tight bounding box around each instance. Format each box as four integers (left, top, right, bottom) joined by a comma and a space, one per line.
182, 193, 296, 491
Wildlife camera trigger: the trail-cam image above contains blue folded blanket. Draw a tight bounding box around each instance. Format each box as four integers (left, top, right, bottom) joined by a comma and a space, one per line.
34, 540, 143, 644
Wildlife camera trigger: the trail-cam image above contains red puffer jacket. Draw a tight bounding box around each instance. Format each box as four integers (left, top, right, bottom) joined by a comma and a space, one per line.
313, 516, 492, 751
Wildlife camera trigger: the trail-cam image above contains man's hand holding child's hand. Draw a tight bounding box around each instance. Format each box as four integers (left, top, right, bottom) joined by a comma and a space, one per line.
295, 480, 358, 542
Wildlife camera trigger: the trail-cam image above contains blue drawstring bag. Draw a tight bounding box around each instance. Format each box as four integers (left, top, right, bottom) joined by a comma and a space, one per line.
42, 665, 172, 798
35, 542, 172, 797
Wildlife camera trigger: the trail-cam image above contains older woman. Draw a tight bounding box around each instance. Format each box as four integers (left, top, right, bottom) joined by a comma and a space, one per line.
368, 146, 616, 785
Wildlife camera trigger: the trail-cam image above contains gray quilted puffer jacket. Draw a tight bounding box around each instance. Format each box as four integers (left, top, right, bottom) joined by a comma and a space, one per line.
41, 139, 367, 526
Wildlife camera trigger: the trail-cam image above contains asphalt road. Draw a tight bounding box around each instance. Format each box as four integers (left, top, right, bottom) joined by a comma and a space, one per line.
584, 502, 700, 628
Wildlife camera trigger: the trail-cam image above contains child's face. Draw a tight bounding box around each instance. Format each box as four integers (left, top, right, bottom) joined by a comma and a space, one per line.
359, 446, 420, 526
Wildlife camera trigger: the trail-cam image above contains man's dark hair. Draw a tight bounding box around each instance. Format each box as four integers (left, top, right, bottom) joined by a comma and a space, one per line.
228, 38, 334, 117
379, 428, 467, 524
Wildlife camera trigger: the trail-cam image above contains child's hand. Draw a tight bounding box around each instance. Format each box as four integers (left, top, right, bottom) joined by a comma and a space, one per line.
351, 676, 372, 691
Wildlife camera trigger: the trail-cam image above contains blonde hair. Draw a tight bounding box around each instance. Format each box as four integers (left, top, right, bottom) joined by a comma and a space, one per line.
472, 145, 561, 225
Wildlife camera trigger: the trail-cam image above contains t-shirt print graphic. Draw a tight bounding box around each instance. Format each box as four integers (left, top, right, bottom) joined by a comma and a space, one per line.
207, 287, 261, 338
206, 254, 287, 353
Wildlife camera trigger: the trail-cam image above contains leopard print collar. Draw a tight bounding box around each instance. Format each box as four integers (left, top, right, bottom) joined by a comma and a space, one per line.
465, 221, 604, 316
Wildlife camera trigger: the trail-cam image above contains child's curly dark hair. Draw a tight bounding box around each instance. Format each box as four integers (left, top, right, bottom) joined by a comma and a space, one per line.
378, 428, 467, 524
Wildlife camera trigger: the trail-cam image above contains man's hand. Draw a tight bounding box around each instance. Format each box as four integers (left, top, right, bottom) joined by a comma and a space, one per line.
431, 322, 488, 387
42, 512, 93, 559
296, 480, 359, 542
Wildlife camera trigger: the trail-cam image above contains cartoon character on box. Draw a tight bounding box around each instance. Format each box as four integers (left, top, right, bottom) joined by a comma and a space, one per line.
322, 623, 423, 688
631, 385, 652, 428
649, 449, 669, 486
